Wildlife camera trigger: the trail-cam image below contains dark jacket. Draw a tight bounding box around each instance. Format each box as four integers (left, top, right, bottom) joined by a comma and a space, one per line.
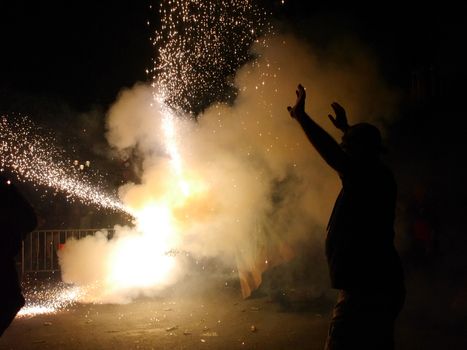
295, 112, 404, 291
326, 161, 404, 290
0, 176, 37, 257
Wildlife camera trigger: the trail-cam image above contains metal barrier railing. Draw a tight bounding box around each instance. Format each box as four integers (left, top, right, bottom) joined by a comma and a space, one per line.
21, 228, 115, 275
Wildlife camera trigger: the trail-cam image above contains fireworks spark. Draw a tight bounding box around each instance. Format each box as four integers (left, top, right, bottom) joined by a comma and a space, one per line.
17, 0, 275, 307
95, 0, 273, 293
16, 280, 84, 318
151, 0, 270, 114
148, 0, 271, 201
0, 115, 130, 215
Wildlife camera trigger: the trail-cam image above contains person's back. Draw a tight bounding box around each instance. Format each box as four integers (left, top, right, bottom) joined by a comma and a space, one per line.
0, 176, 37, 336
327, 158, 404, 291
287, 85, 404, 349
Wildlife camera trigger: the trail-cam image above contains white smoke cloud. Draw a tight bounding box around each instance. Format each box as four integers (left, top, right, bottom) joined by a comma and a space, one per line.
58, 33, 399, 302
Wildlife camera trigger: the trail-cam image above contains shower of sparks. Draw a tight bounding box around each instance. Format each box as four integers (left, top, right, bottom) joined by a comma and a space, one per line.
141, 0, 272, 272
150, 0, 270, 114
16, 280, 84, 318
148, 0, 271, 195
31, 0, 274, 304
60, 0, 274, 296
0, 115, 130, 215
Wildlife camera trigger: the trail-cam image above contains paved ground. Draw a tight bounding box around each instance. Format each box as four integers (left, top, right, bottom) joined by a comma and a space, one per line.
1, 264, 466, 350
0, 274, 331, 350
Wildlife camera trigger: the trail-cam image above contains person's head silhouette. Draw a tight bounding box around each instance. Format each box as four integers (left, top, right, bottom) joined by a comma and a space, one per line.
341, 123, 384, 160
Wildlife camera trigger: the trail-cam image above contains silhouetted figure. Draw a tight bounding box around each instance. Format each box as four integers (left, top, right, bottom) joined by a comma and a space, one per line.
0, 175, 37, 336
287, 85, 405, 350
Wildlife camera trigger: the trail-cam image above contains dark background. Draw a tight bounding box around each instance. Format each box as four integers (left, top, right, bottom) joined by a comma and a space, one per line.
1, 1, 466, 346
1, 1, 466, 111
0, 0, 466, 251
0, 1, 151, 110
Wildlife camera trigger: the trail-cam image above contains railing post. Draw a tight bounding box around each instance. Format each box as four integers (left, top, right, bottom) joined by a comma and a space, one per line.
22, 228, 113, 274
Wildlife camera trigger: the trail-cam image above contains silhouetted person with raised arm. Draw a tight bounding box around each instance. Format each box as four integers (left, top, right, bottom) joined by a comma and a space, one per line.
0, 175, 37, 336
287, 85, 405, 350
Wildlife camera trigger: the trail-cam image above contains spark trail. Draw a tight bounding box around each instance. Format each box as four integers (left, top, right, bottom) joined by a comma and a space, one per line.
149, 0, 270, 191
150, 0, 270, 113
55, 0, 274, 303
0, 115, 130, 215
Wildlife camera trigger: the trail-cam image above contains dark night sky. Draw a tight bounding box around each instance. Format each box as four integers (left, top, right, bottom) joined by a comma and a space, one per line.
0, 1, 152, 111
1, 1, 466, 112
1, 0, 466, 227
1, 4, 466, 340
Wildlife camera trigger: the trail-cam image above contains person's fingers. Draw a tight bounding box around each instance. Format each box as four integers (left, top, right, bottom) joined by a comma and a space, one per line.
328, 115, 337, 125
332, 102, 345, 113
287, 106, 292, 112
298, 84, 305, 97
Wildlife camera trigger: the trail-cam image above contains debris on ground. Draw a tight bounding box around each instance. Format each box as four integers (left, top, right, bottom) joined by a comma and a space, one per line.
202, 331, 218, 337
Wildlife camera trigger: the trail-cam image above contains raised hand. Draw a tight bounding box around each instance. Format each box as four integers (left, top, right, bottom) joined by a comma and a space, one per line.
287, 84, 306, 119
328, 102, 349, 132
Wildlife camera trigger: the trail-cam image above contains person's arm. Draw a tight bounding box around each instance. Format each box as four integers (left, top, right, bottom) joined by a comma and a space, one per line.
287, 84, 349, 173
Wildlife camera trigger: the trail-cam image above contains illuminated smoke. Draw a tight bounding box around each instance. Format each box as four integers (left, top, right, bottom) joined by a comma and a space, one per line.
57, 0, 398, 303
56, 0, 273, 302
0, 115, 129, 214
96, 34, 398, 301
58, 229, 180, 303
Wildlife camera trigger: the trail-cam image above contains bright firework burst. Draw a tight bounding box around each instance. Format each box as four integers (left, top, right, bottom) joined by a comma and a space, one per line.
104, 0, 272, 291
148, 0, 271, 196
0, 115, 130, 215
150, 0, 270, 114
13, 0, 274, 309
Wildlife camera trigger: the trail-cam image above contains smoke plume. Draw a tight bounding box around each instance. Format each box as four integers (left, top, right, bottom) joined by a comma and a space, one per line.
58, 33, 398, 302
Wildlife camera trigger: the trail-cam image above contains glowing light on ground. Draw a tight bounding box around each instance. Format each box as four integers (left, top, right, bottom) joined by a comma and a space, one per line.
17, 282, 83, 318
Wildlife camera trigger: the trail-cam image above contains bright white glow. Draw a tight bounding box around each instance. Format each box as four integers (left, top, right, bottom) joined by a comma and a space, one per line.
106, 232, 175, 289
53, 0, 268, 303
17, 306, 56, 317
